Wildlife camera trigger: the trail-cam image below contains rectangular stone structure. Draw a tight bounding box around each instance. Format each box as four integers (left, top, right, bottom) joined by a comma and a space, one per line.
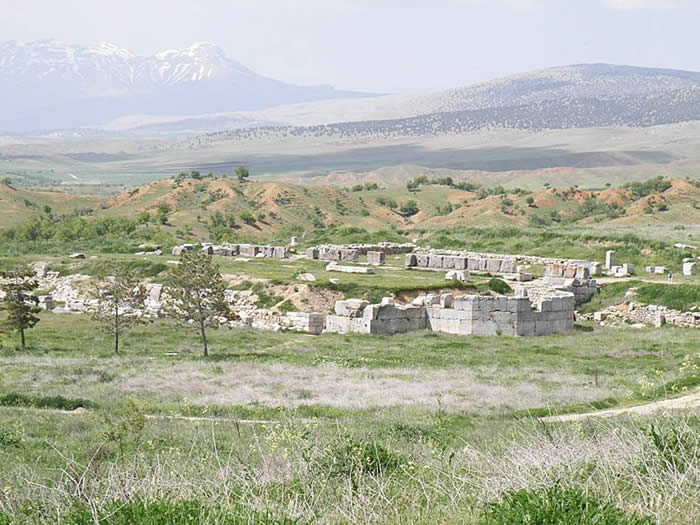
367, 251, 385, 266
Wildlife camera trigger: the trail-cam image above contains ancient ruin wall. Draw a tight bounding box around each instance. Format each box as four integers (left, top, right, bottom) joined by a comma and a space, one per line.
405, 253, 518, 275
325, 292, 575, 337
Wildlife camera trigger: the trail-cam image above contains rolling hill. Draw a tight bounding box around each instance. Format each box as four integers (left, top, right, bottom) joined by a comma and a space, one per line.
2, 176, 698, 242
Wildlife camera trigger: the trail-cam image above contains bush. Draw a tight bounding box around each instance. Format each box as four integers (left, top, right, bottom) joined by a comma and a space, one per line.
488, 278, 511, 295
481, 485, 653, 525
322, 436, 403, 478
0, 392, 95, 411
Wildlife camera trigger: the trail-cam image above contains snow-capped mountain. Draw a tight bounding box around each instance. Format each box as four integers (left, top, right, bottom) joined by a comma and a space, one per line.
0, 40, 374, 132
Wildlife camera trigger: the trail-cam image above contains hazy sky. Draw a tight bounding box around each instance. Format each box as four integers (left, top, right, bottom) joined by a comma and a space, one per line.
1, 0, 698, 93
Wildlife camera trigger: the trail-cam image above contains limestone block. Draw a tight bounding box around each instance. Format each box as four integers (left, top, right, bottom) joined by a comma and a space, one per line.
487, 259, 503, 274
454, 295, 479, 311
478, 296, 496, 312
516, 320, 536, 337
446, 270, 469, 282
306, 247, 319, 259
501, 259, 517, 274
590, 262, 603, 276
429, 255, 444, 269
493, 296, 508, 312
683, 261, 697, 276
440, 294, 454, 308
416, 254, 429, 267
201, 245, 214, 255
405, 254, 417, 267
454, 257, 468, 270
274, 247, 287, 259
467, 258, 479, 271
367, 251, 385, 266
605, 250, 616, 270
296, 273, 316, 282
621, 264, 635, 276
363, 304, 381, 321
340, 249, 360, 262
442, 256, 456, 270
550, 296, 563, 312
593, 311, 607, 322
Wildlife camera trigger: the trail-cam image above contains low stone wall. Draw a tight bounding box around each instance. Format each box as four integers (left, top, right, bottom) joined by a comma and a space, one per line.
306, 243, 415, 262
325, 292, 575, 337
405, 253, 518, 275
173, 243, 287, 258
411, 248, 577, 267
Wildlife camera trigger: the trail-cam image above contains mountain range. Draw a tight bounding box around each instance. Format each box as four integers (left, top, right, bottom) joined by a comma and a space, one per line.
0, 40, 374, 132
2, 40, 700, 136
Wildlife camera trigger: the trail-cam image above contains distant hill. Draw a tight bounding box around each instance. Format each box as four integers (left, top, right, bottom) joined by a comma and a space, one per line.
0, 40, 376, 132
204, 64, 700, 140
2, 176, 698, 240
393, 64, 700, 117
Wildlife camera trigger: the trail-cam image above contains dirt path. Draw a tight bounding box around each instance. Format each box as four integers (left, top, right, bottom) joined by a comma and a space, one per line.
541, 388, 700, 423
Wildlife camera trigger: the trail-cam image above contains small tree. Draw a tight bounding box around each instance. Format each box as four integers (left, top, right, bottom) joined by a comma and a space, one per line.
91, 263, 148, 354
0, 267, 41, 351
167, 252, 228, 357
155, 202, 171, 225
235, 166, 250, 182
0, 176, 12, 186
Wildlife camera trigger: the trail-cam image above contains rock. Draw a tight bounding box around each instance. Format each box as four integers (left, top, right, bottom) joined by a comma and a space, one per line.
329, 278, 341, 284
593, 311, 607, 322
296, 273, 316, 282
68, 253, 85, 259
32, 261, 49, 278
326, 262, 375, 274
682, 259, 697, 276
445, 270, 469, 282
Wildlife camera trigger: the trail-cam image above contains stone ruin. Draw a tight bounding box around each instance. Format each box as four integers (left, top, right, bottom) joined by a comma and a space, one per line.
173, 243, 287, 258
582, 302, 699, 329
683, 258, 697, 276
405, 252, 518, 275
306, 243, 415, 263
528, 263, 599, 304
325, 290, 575, 337
326, 262, 375, 274
646, 266, 669, 275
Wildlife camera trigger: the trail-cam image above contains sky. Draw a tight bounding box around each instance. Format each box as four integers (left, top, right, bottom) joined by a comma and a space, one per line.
0, 0, 698, 94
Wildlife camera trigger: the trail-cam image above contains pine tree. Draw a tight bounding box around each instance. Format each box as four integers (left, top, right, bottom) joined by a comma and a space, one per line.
91, 263, 148, 354
167, 251, 228, 356
0, 266, 41, 351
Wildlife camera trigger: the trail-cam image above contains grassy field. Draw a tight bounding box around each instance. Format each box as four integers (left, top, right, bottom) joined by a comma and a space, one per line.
0, 312, 698, 523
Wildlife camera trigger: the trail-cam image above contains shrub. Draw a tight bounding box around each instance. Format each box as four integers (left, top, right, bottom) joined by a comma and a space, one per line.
481, 485, 653, 525
0, 423, 23, 447
0, 392, 95, 411
488, 278, 511, 295
322, 436, 403, 478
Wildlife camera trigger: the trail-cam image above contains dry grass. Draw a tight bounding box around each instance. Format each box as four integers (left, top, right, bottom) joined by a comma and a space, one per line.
2, 355, 614, 415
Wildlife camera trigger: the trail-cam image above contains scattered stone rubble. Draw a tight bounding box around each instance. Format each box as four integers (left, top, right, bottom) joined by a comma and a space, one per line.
539, 264, 599, 304
325, 290, 575, 337
581, 302, 699, 329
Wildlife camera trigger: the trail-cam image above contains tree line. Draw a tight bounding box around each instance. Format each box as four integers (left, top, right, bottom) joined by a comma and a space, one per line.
0, 252, 228, 357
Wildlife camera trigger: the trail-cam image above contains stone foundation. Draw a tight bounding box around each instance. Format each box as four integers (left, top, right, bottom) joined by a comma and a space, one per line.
405, 253, 518, 275
173, 243, 286, 259
325, 292, 575, 337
